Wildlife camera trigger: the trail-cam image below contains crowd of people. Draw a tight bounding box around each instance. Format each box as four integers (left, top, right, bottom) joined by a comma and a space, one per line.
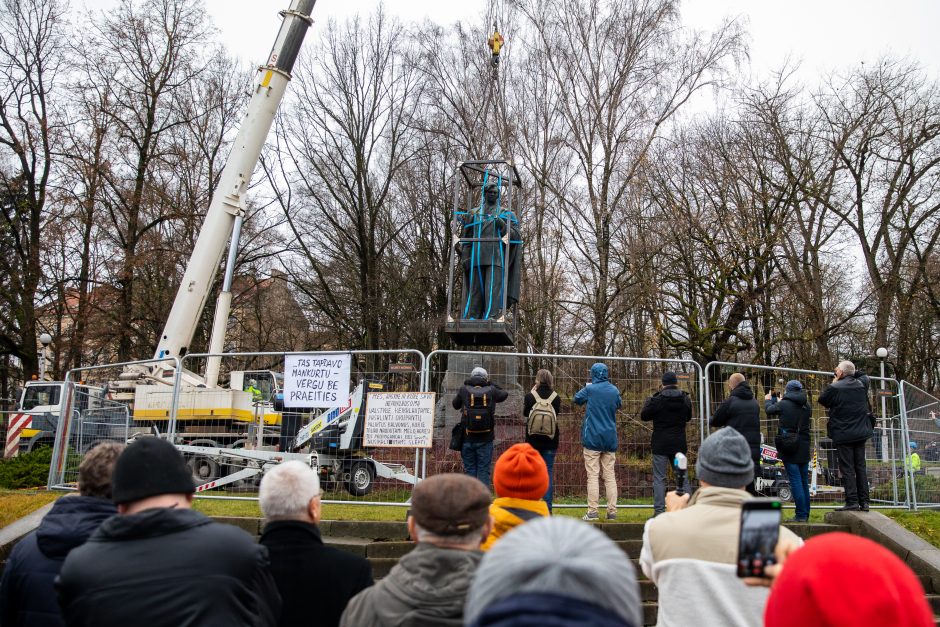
0, 358, 932, 626
453, 359, 878, 523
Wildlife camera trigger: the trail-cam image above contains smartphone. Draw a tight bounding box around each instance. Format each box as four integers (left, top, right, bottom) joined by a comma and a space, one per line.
736, 499, 781, 578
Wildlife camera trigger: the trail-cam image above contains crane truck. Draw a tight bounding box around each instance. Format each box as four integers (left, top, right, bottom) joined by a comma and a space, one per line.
41, 0, 417, 496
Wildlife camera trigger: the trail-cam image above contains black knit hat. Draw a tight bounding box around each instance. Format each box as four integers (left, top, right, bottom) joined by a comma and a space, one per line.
111, 437, 195, 504
662, 371, 678, 386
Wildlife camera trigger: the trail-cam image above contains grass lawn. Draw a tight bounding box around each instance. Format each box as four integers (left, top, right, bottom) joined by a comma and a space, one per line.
2, 491, 937, 549
883, 510, 940, 547
0, 490, 60, 528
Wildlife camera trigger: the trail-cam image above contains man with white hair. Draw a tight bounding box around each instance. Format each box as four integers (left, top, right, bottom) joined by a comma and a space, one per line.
818, 360, 873, 511
259, 461, 373, 627
452, 366, 508, 487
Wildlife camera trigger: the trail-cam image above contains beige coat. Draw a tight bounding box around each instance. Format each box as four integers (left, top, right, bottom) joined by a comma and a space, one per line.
639, 486, 802, 627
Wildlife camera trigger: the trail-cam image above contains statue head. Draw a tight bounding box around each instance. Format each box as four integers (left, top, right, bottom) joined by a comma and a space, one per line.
483, 180, 501, 207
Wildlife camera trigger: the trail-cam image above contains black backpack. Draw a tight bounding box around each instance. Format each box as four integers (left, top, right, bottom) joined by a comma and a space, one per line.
463, 384, 495, 434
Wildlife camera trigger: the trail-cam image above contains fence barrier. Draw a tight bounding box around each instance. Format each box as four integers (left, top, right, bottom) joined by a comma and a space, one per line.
899, 381, 940, 510
47, 357, 180, 490
40, 350, 937, 512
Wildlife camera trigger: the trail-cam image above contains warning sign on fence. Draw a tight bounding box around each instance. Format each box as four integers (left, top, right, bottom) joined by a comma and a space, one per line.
283, 353, 351, 408
363, 392, 435, 448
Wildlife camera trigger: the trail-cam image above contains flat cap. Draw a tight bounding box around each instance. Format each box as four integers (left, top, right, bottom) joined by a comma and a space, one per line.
410, 473, 491, 536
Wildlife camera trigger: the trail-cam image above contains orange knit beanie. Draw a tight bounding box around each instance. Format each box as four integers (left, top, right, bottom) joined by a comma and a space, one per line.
493, 443, 549, 500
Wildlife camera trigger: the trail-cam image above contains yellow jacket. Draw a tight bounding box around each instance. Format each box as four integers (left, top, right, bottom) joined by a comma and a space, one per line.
481, 496, 549, 551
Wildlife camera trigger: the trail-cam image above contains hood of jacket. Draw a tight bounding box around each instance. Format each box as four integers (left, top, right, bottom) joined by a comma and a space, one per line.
782, 390, 808, 406
369, 542, 481, 625
91, 506, 211, 542
465, 374, 490, 387
659, 386, 684, 399
730, 382, 754, 400
36, 495, 117, 559
590, 363, 609, 384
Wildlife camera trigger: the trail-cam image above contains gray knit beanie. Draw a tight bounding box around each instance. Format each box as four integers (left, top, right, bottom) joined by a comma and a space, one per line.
471, 366, 488, 379
464, 516, 642, 627
696, 427, 754, 489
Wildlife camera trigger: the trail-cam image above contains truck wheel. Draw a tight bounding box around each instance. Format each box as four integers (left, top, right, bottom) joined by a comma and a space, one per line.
186, 439, 221, 485
346, 461, 374, 497
776, 483, 792, 502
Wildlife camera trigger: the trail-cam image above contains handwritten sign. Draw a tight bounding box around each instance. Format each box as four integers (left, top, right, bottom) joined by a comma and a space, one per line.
283, 354, 351, 408
363, 392, 435, 448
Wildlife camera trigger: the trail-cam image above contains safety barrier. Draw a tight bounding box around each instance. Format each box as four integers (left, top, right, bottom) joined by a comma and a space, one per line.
899, 381, 940, 510
40, 349, 937, 511
47, 358, 177, 490
176, 350, 425, 504
424, 350, 703, 507
704, 362, 907, 507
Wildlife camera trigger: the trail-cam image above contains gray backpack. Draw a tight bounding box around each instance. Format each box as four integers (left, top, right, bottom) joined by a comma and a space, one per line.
527, 389, 558, 439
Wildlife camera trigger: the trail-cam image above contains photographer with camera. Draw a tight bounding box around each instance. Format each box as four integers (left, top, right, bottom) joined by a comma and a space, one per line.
765, 381, 812, 522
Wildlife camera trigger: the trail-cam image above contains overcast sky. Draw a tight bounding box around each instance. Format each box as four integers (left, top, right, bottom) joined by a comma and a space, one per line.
78, 0, 940, 86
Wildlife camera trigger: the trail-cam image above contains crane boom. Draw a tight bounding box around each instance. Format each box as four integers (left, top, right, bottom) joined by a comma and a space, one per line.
154, 0, 316, 362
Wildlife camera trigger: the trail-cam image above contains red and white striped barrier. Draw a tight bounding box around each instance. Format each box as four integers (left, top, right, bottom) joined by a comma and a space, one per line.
4, 413, 32, 458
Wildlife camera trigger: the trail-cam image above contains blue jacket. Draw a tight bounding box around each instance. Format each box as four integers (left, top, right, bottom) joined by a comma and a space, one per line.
0, 496, 116, 627
573, 363, 621, 452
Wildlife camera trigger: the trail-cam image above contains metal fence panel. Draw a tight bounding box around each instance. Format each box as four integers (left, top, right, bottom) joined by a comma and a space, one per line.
899, 381, 940, 509
47, 358, 178, 490
704, 362, 907, 507
425, 350, 703, 507
178, 350, 425, 504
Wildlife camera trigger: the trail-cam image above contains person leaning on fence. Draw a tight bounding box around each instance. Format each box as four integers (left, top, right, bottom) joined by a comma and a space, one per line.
765, 380, 813, 522
482, 443, 550, 551
522, 368, 561, 511
640, 371, 692, 517
340, 473, 493, 627
56, 437, 282, 627
453, 366, 508, 488
710, 372, 762, 494
465, 517, 643, 627
818, 360, 873, 512
639, 427, 801, 627
574, 362, 622, 521
0, 442, 122, 627
259, 460, 373, 627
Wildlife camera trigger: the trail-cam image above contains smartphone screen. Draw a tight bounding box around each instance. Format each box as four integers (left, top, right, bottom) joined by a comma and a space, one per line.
736, 500, 781, 578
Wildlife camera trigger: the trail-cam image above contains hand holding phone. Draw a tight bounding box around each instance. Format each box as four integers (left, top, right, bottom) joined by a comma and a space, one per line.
736, 499, 782, 578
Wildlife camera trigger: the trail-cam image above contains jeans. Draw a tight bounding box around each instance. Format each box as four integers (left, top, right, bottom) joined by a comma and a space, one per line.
784, 462, 810, 520
583, 448, 617, 514
538, 448, 556, 512
837, 441, 869, 506
652, 454, 691, 515
462, 440, 494, 488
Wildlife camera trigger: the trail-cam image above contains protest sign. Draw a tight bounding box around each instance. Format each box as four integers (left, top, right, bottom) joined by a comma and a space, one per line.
283, 353, 351, 408
363, 392, 435, 448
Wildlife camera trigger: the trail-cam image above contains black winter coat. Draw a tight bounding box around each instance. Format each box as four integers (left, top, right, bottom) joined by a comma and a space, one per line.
711, 382, 762, 460
818, 374, 873, 444
765, 391, 812, 464
260, 520, 373, 627
523, 383, 561, 451
57, 507, 281, 627
640, 386, 692, 457
0, 496, 116, 627
452, 374, 508, 443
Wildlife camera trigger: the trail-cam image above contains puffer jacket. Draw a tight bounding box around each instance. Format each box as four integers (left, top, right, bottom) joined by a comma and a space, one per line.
765, 390, 812, 464
818, 373, 873, 444
573, 363, 621, 452
481, 497, 550, 552
710, 383, 762, 460
340, 543, 482, 627
57, 507, 281, 627
640, 386, 692, 457
0, 496, 116, 627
